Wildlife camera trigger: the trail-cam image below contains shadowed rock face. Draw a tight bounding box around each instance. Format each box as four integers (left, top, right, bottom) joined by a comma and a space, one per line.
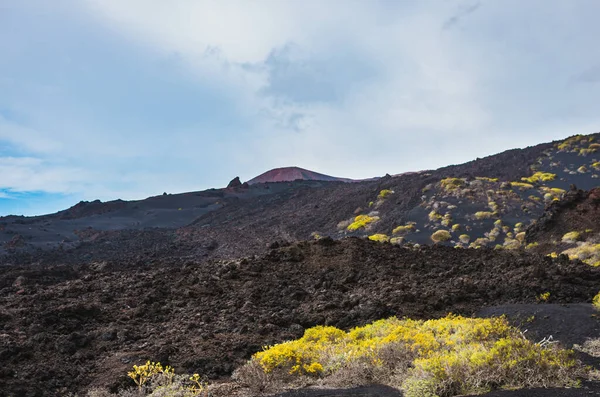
227, 176, 243, 188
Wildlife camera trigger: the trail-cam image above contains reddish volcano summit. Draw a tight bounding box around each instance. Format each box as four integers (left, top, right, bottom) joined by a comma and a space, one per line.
247, 166, 352, 185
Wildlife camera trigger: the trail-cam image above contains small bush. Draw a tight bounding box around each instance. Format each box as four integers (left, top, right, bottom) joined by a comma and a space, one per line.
459, 234, 470, 244
441, 214, 453, 227
537, 292, 550, 302
474, 211, 494, 220
378, 189, 394, 199
562, 231, 581, 243
347, 215, 380, 231
369, 234, 390, 243
440, 178, 466, 192
431, 230, 452, 243
510, 182, 534, 190
393, 224, 415, 235
593, 292, 600, 309
428, 210, 443, 222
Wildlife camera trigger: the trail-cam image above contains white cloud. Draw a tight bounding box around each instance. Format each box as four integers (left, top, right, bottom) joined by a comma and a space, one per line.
0, 156, 89, 193
2, 0, 600, 209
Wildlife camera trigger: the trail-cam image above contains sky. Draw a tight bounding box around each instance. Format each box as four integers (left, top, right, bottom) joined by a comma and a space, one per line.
1, 0, 600, 216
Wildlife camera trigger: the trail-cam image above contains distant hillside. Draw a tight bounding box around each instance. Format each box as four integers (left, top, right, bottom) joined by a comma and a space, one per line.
2, 132, 600, 264
246, 166, 353, 184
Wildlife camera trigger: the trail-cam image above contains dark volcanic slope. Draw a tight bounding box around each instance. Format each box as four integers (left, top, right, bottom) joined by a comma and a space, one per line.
1, 238, 600, 396
527, 187, 600, 249
0, 134, 558, 264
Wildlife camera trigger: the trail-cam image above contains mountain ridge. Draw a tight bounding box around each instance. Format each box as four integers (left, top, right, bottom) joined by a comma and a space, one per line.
246, 166, 353, 185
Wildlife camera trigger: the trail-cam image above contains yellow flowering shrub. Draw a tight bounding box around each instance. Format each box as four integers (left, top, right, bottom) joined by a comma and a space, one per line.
243, 315, 579, 397
347, 214, 380, 231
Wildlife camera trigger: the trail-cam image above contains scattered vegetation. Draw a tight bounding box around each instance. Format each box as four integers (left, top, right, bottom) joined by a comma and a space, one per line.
561, 242, 600, 267
347, 215, 380, 231
431, 230, 451, 243
238, 315, 581, 397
